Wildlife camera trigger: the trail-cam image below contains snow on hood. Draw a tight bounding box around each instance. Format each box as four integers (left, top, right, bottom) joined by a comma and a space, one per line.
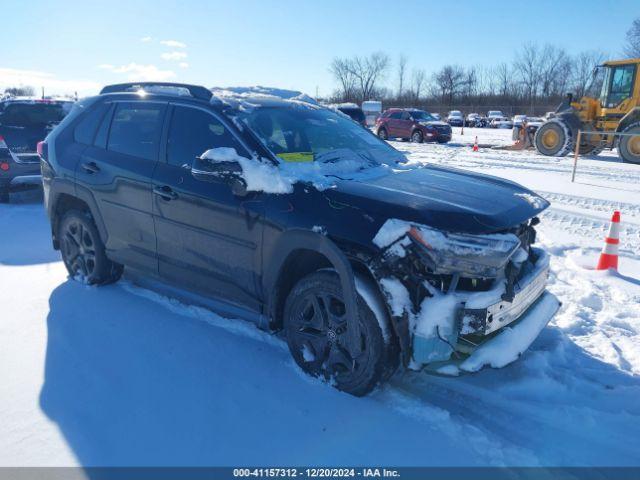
200, 147, 390, 194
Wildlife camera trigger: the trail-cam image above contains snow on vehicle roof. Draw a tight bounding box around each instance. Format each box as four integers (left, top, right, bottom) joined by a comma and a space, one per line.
210, 86, 318, 111
334, 103, 360, 109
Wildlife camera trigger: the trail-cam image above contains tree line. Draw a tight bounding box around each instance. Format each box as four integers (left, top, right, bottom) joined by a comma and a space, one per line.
328, 18, 640, 114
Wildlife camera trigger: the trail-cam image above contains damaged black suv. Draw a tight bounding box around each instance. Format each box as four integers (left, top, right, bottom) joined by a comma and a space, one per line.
42, 82, 559, 396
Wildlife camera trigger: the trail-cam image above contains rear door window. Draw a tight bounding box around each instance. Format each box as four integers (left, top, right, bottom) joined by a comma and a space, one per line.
107, 102, 166, 161
166, 106, 249, 167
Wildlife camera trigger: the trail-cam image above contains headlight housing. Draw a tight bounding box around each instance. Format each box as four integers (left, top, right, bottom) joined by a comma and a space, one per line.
408, 225, 521, 278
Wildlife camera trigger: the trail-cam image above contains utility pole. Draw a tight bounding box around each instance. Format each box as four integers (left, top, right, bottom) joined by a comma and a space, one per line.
41, 86, 45, 99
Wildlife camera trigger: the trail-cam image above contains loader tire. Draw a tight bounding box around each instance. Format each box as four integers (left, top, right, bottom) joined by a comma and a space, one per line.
534, 119, 573, 157
619, 123, 640, 164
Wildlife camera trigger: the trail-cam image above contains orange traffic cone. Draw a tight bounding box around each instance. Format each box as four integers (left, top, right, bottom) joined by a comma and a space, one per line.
596, 211, 620, 271
472, 136, 479, 152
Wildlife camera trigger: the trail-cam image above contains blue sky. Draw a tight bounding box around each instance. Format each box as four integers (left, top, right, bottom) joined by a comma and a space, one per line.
1, 0, 635, 96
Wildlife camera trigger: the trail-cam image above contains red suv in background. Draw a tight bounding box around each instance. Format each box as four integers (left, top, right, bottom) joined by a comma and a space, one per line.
375, 108, 452, 143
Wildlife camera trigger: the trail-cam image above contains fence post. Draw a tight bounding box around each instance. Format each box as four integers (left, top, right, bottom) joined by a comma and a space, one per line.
571, 130, 582, 183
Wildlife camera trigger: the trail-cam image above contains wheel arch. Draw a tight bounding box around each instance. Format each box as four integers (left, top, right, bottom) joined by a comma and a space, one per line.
49, 183, 107, 250
617, 107, 640, 133
264, 230, 359, 334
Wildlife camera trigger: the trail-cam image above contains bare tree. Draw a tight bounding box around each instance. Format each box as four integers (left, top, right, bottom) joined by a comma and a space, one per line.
463, 66, 478, 99
514, 43, 543, 106
625, 18, 640, 57
345, 52, 390, 102
411, 68, 426, 101
571, 50, 606, 97
3, 86, 35, 97
329, 58, 357, 101
397, 54, 408, 98
493, 62, 513, 98
538, 45, 570, 97
433, 65, 466, 105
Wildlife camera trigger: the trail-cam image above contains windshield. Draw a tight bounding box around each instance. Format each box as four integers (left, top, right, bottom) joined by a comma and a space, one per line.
488, 111, 502, 116
409, 110, 436, 121
240, 105, 405, 167
449, 111, 462, 116
0, 102, 69, 126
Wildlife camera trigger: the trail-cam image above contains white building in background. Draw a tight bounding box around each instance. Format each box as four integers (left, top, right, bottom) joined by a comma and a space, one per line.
361, 100, 382, 127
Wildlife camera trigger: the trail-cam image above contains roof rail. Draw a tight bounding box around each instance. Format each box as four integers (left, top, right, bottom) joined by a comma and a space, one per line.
99, 82, 212, 101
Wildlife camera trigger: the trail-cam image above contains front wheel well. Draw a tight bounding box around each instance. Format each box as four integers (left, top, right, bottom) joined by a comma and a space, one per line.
271, 249, 333, 330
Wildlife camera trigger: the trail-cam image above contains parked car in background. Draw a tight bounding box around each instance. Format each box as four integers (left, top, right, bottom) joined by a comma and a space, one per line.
487, 110, 505, 122
0, 97, 74, 202
544, 111, 556, 120
491, 117, 514, 129
376, 108, 451, 143
41, 82, 557, 396
333, 103, 367, 127
362, 100, 383, 127
513, 115, 527, 127
447, 110, 464, 127
465, 113, 479, 126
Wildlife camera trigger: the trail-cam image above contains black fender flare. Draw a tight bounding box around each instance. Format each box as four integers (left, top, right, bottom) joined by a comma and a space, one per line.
263, 229, 360, 352
49, 180, 109, 247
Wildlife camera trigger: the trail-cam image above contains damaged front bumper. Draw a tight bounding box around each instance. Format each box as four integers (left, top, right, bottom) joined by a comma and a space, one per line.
423, 291, 560, 375
412, 249, 559, 372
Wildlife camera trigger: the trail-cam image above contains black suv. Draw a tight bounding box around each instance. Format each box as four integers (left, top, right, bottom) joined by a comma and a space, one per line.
42, 82, 558, 396
0, 97, 73, 202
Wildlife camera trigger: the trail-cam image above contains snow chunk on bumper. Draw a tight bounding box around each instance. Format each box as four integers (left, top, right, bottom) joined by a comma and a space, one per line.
459, 291, 560, 372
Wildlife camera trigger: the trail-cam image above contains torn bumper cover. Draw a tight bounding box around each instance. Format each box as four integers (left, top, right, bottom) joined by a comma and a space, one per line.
412, 249, 559, 371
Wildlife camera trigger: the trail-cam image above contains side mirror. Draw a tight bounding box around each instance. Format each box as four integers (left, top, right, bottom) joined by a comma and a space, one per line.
192, 149, 243, 180
191, 149, 249, 196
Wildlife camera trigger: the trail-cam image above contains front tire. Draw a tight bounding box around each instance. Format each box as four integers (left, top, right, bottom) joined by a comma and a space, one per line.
59, 209, 123, 285
534, 119, 573, 156
411, 130, 423, 143
284, 271, 394, 396
377, 128, 388, 140
619, 123, 640, 164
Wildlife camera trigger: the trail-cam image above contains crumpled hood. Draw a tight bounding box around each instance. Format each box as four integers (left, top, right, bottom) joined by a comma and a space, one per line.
330, 165, 549, 234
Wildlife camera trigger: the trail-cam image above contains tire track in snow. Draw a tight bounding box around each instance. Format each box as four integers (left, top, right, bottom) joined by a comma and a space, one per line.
540, 207, 640, 257
538, 191, 640, 220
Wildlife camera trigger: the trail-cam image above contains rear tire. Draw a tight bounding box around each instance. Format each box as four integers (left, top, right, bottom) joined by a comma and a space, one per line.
59, 209, 123, 285
283, 270, 396, 396
534, 119, 573, 156
619, 123, 640, 164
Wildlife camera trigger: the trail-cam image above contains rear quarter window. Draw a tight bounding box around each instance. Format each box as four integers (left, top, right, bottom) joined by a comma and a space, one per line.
73, 102, 110, 145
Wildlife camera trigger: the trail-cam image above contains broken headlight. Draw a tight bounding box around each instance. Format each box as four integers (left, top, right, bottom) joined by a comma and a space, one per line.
408, 225, 521, 278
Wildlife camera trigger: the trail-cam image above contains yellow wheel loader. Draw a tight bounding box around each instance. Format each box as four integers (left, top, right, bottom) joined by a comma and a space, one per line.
534, 58, 640, 164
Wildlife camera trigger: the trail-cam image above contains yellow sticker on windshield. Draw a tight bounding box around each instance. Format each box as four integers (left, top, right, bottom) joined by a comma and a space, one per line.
277, 152, 314, 163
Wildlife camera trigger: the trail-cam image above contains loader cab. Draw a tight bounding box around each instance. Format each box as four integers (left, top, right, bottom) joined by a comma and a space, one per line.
599, 62, 637, 109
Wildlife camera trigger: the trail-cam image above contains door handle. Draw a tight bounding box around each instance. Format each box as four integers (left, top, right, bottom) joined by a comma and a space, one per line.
153, 185, 178, 201
81, 161, 100, 174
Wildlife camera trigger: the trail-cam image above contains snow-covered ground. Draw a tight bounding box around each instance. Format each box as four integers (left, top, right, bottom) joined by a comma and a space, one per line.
1, 127, 639, 467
